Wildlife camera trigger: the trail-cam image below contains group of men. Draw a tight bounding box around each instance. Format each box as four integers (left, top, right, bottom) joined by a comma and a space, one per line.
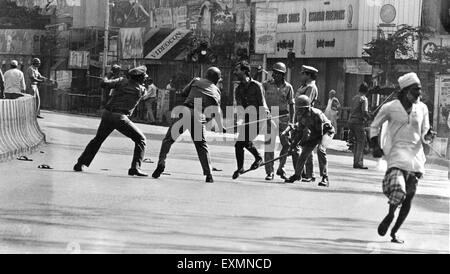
72, 62, 435, 244
0, 58, 49, 119
73, 61, 335, 187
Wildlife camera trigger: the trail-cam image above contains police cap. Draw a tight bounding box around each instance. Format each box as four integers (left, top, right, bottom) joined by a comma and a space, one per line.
128, 66, 147, 76
301, 65, 318, 74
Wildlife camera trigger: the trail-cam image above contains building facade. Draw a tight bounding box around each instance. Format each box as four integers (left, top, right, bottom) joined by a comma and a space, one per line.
253, 0, 423, 112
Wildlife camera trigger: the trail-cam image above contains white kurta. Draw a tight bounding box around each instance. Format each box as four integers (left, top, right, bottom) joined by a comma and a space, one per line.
370, 100, 430, 174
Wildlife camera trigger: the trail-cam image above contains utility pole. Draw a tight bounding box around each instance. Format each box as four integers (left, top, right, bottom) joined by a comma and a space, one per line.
102, 0, 110, 77
262, 0, 270, 82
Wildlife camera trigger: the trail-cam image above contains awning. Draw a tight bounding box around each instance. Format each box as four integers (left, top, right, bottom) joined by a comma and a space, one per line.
143, 28, 191, 61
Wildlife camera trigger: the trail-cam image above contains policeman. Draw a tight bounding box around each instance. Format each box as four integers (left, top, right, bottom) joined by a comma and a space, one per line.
296, 65, 319, 106
152, 67, 224, 183
74, 66, 149, 177
296, 65, 320, 182
263, 62, 297, 181
285, 95, 334, 187
232, 61, 270, 180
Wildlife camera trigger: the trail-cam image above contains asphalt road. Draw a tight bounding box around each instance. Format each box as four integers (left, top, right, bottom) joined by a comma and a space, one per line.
0, 111, 448, 254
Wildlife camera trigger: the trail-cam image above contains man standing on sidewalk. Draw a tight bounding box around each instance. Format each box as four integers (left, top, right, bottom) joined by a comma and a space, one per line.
152, 67, 224, 183
284, 95, 334, 187
263, 62, 296, 181
232, 61, 270, 180
25, 58, 48, 119
74, 66, 149, 177
371, 72, 435, 244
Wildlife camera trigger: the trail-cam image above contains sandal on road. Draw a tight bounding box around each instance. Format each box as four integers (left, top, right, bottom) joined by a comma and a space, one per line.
38, 165, 53, 170
17, 156, 33, 161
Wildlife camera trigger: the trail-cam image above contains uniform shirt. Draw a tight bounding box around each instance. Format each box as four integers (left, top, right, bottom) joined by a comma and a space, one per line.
294, 107, 331, 145
296, 80, 318, 106
25, 66, 43, 88
349, 94, 369, 124
263, 79, 294, 114
102, 78, 147, 115
370, 99, 430, 174
3, 68, 26, 94
235, 79, 269, 112
182, 78, 221, 110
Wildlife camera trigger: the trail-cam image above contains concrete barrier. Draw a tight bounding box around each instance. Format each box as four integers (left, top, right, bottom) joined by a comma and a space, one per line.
0, 93, 46, 162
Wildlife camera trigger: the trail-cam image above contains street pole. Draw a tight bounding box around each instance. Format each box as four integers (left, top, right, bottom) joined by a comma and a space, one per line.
262, 0, 270, 83
102, 0, 110, 77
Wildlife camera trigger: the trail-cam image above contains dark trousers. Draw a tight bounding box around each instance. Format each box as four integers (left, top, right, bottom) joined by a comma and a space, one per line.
294, 142, 328, 178
264, 120, 299, 174
157, 112, 212, 176
78, 110, 146, 169
235, 116, 262, 171
349, 122, 366, 167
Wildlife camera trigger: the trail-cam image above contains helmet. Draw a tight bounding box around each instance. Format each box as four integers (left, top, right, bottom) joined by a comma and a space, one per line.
111, 64, 121, 72
272, 62, 287, 74
295, 95, 311, 108
32, 58, 41, 66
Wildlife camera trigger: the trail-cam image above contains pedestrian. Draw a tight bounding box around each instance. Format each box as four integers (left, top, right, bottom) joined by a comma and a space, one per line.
142, 77, 157, 123
151, 67, 224, 183
3, 60, 26, 95
370, 72, 435, 244
296, 65, 320, 182
102, 64, 122, 107
0, 68, 4, 99
73, 66, 149, 177
25, 58, 48, 119
324, 89, 341, 132
263, 62, 297, 181
284, 95, 334, 187
348, 82, 371, 169
232, 61, 270, 180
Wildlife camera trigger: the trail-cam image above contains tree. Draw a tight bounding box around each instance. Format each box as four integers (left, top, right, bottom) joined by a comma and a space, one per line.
363, 25, 431, 86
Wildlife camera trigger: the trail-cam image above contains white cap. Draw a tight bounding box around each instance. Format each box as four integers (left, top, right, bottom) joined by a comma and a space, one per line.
301, 65, 318, 73
398, 72, 421, 90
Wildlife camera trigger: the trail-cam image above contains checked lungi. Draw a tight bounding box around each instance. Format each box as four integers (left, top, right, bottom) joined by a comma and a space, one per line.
382, 168, 421, 206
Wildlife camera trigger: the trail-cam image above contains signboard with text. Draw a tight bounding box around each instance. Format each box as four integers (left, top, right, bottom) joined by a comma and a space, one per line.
69, 51, 90, 69
254, 8, 278, 54
145, 29, 190, 59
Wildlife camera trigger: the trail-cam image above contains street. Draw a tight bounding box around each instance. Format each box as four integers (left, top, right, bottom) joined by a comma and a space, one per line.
0, 111, 448, 254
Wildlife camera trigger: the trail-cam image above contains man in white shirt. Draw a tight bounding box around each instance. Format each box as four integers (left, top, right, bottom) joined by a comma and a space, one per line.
3, 60, 26, 95
370, 72, 435, 244
142, 77, 158, 123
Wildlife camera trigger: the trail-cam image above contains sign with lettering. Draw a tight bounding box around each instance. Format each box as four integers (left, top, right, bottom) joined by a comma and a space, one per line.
254, 8, 278, 54
257, 0, 358, 33
145, 28, 190, 59
271, 30, 358, 58
69, 51, 90, 69
120, 28, 144, 59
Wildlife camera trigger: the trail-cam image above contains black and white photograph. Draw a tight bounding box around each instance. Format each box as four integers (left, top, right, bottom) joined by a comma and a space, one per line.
0, 0, 449, 257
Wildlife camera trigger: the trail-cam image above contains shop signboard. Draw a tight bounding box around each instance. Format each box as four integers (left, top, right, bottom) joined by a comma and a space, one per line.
254, 8, 278, 54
